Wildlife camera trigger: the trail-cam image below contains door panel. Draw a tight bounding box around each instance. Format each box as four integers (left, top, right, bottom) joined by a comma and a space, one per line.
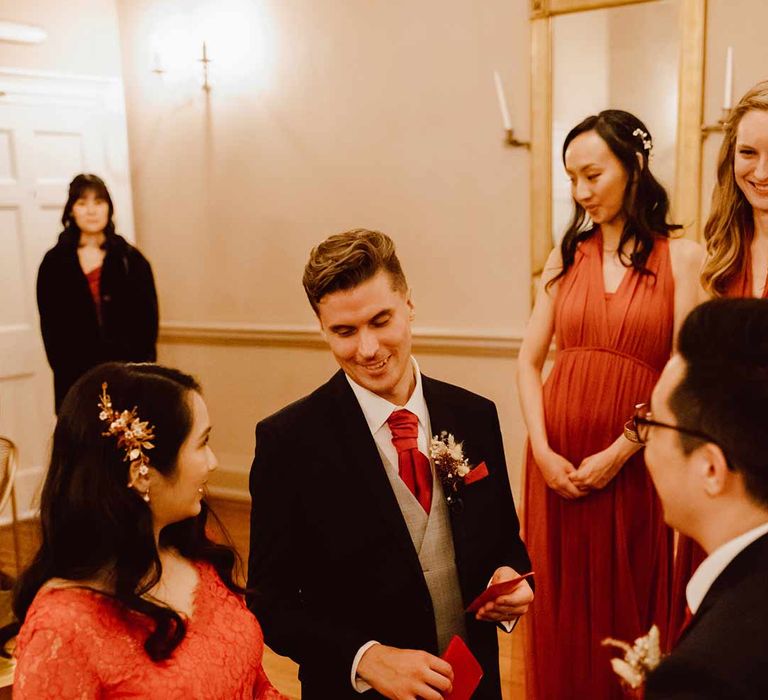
0, 70, 134, 518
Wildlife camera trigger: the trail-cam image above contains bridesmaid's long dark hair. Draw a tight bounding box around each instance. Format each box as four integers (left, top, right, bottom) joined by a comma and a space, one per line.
547, 110, 681, 290
9, 363, 243, 661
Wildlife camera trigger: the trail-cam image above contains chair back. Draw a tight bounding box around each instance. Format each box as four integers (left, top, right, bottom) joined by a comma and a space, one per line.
0, 439, 17, 516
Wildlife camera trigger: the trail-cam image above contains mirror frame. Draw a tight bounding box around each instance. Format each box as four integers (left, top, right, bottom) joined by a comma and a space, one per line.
529, 0, 707, 301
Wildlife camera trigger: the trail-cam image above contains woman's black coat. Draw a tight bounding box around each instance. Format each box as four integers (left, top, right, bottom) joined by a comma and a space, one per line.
36, 229, 159, 411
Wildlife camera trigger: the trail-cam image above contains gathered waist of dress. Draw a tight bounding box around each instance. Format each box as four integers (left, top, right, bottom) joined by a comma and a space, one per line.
556, 346, 662, 375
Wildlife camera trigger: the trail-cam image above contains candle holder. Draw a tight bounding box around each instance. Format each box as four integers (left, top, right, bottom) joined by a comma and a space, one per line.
199, 41, 212, 93
505, 128, 530, 149
701, 108, 732, 139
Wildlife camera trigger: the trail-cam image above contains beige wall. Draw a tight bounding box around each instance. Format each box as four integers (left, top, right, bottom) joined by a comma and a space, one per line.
116, 0, 533, 499
0, 0, 123, 77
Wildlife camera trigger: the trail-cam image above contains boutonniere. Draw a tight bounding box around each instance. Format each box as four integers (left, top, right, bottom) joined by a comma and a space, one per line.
602, 624, 663, 696
430, 431, 488, 505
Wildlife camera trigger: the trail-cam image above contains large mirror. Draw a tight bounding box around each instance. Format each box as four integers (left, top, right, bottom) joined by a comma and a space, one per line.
529, 0, 706, 296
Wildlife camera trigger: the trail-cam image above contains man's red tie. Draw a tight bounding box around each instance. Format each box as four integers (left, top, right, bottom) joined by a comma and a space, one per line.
386, 409, 432, 513
675, 604, 693, 644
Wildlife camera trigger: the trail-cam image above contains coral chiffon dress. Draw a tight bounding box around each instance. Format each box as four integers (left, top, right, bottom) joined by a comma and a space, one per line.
14, 560, 286, 699
670, 246, 768, 643
524, 231, 674, 699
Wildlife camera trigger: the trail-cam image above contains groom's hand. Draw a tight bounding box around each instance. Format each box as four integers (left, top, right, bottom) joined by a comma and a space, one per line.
476, 566, 534, 622
356, 643, 454, 700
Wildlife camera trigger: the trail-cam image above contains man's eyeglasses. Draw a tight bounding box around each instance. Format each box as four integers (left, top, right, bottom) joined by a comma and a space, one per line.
623, 403, 717, 446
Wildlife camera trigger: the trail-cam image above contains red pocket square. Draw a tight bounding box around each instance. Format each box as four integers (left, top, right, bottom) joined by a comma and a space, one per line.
441, 635, 483, 700
463, 461, 489, 485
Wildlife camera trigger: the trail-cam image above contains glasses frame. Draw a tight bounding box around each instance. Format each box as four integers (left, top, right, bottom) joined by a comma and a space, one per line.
624, 403, 718, 446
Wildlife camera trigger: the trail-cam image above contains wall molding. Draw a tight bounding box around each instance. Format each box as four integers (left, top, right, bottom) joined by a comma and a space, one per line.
0, 66, 124, 109
159, 321, 524, 358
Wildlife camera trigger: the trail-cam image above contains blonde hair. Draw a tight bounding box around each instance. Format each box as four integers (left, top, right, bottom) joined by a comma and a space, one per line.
302, 229, 407, 313
702, 81, 768, 295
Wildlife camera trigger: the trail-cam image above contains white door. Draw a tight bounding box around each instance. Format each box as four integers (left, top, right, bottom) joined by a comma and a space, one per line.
0, 68, 134, 519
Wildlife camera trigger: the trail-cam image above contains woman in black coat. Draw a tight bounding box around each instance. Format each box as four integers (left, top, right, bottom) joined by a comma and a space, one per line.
37, 174, 158, 412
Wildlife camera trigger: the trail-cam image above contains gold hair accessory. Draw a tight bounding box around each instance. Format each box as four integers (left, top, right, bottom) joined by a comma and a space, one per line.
98, 382, 156, 477
632, 128, 652, 152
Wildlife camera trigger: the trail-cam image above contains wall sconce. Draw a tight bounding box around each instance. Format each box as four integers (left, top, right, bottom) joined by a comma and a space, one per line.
493, 70, 530, 149
150, 41, 212, 92
701, 108, 732, 138
199, 42, 212, 93
702, 47, 734, 139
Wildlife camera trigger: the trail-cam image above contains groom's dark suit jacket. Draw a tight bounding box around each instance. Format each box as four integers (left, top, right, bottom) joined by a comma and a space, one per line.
247, 370, 531, 699
646, 531, 768, 699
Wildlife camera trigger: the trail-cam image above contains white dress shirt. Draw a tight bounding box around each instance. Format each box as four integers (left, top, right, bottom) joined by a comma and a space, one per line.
346, 357, 430, 692
686, 521, 768, 614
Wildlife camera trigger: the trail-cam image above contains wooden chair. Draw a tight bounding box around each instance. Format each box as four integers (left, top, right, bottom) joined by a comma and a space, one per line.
0, 438, 21, 573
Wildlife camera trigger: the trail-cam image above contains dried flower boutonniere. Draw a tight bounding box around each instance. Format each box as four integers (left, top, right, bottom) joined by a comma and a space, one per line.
429, 431, 472, 505
602, 624, 663, 696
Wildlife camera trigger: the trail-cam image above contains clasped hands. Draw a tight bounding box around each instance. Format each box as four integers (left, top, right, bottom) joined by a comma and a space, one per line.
357, 567, 533, 700
536, 443, 627, 499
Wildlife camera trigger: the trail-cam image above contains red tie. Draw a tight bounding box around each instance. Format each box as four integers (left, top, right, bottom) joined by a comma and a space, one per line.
679, 605, 693, 638
386, 409, 432, 513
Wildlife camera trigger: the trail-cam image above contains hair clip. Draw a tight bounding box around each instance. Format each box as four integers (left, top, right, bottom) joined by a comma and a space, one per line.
632, 128, 653, 152
98, 382, 155, 476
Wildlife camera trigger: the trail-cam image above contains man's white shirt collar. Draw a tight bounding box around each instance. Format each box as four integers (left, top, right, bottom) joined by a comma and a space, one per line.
686, 520, 768, 614
345, 357, 428, 434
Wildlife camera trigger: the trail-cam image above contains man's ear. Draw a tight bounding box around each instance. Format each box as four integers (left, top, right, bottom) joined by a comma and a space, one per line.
698, 443, 731, 497
406, 289, 415, 321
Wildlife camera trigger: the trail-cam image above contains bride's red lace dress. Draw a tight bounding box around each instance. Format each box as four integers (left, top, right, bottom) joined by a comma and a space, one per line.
14, 560, 286, 699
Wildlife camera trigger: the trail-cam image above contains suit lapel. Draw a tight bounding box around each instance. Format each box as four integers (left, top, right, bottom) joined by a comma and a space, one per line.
325, 370, 425, 581
678, 531, 768, 644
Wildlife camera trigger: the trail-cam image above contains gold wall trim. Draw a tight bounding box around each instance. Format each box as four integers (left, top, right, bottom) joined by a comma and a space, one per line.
159, 321, 523, 358
673, 0, 707, 239
529, 14, 553, 303
532, 0, 652, 17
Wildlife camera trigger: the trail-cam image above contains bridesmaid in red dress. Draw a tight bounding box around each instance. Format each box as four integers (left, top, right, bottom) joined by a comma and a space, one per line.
12, 363, 286, 699
671, 81, 768, 642
518, 110, 704, 699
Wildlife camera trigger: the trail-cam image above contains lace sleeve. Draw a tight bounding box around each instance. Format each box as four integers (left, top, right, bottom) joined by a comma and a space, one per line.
14, 625, 101, 698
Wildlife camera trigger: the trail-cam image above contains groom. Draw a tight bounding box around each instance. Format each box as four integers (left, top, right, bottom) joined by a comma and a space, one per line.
247, 229, 532, 700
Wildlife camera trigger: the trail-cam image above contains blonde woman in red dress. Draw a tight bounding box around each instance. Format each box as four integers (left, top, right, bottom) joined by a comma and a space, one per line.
12, 362, 286, 699
518, 110, 704, 699
670, 81, 768, 642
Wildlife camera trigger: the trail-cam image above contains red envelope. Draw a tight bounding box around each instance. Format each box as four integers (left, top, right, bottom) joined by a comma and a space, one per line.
441, 635, 483, 700
465, 571, 535, 613
463, 461, 489, 485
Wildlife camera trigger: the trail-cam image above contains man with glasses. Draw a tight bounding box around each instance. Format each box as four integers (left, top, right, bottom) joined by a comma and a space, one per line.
628, 298, 768, 698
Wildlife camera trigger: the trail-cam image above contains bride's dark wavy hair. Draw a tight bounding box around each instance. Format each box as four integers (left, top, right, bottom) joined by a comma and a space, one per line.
547, 110, 681, 290
7, 362, 243, 661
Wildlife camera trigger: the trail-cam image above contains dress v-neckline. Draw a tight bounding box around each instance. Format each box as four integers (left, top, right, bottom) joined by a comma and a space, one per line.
596, 230, 632, 298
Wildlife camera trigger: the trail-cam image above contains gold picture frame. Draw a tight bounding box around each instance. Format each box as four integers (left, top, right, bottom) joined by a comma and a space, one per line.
528, 0, 707, 301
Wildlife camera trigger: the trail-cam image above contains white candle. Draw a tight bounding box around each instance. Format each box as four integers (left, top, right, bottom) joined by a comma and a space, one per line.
723, 46, 733, 110
493, 70, 512, 131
